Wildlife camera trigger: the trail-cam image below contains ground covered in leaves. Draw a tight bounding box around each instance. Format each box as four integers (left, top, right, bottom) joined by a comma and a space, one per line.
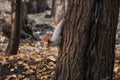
0, 35, 120, 80
114, 44, 120, 80
0, 0, 58, 79
0, 35, 58, 80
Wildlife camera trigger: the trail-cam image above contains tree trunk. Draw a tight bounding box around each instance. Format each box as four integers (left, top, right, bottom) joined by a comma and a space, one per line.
51, 0, 56, 17
22, 0, 27, 29
27, 0, 38, 14
27, 0, 49, 13
61, 0, 65, 5
54, 0, 119, 80
6, 0, 22, 55
38, 0, 50, 13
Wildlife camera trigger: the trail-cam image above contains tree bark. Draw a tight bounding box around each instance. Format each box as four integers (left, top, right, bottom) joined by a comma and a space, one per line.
38, 0, 50, 13
51, 0, 56, 17
22, 0, 27, 29
27, 0, 38, 14
54, 0, 119, 80
27, 0, 50, 13
6, 0, 22, 55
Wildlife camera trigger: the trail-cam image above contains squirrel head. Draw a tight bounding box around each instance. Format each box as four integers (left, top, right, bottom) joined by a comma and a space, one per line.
43, 36, 51, 42
43, 36, 51, 47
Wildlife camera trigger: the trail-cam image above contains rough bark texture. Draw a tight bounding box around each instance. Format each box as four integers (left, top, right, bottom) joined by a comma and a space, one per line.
6, 0, 22, 55
54, 0, 119, 80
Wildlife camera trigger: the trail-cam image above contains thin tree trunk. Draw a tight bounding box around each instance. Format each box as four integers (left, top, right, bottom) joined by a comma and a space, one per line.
51, 0, 56, 17
27, 0, 37, 14
6, 0, 22, 55
38, 0, 50, 13
22, 0, 27, 29
54, 0, 119, 80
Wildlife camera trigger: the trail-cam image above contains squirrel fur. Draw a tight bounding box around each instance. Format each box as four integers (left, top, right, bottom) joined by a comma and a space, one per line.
44, 4, 67, 47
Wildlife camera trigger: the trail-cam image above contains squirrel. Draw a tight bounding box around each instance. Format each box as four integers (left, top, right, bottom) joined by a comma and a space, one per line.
43, 4, 66, 47
44, 18, 65, 47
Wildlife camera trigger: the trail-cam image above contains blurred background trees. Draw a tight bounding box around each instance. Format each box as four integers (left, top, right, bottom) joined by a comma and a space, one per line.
6, 0, 22, 55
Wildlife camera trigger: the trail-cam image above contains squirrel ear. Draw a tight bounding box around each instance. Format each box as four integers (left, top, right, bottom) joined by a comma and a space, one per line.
43, 36, 50, 42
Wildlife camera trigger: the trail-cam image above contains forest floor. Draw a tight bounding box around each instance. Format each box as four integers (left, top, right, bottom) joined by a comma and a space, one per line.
0, 36, 120, 80
0, 36, 58, 80
0, 1, 57, 80
0, 0, 120, 80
